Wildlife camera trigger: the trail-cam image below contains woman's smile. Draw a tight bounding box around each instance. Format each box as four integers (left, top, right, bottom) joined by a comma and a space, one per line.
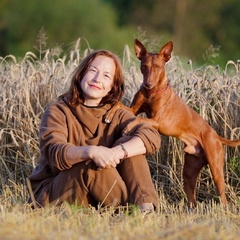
88, 83, 102, 90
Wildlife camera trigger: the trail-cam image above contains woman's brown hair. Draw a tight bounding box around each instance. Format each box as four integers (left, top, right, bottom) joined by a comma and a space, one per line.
60, 50, 125, 107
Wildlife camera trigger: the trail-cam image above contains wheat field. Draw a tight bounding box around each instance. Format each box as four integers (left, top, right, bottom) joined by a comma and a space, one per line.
0, 41, 240, 239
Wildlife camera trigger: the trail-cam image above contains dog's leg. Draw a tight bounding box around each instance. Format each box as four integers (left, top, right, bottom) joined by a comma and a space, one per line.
105, 90, 146, 123
209, 163, 227, 205
183, 153, 207, 208
105, 102, 124, 123
204, 140, 227, 205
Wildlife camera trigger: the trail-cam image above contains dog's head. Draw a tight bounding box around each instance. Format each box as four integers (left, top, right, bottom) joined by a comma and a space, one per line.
134, 39, 173, 90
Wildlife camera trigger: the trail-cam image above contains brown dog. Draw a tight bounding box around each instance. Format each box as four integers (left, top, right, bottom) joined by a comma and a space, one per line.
106, 39, 240, 207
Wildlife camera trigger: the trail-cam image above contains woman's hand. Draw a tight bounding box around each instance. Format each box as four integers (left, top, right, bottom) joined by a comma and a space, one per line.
86, 145, 123, 169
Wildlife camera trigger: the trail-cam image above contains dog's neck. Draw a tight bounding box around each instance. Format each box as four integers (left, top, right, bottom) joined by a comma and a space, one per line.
145, 83, 169, 96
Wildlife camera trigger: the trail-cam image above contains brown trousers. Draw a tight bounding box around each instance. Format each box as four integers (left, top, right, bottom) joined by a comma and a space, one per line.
35, 155, 158, 209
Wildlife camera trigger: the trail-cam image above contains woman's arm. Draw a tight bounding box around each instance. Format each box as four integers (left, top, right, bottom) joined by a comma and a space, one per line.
112, 136, 146, 158
66, 136, 146, 169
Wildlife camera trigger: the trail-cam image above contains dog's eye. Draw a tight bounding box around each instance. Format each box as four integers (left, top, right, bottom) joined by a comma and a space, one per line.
141, 66, 147, 71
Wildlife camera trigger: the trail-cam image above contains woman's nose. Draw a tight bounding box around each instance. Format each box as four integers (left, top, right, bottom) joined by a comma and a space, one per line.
93, 73, 101, 82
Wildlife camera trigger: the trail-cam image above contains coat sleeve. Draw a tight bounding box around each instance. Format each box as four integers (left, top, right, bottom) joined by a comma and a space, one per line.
113, 108, 161, 154
39, 103, 73, 171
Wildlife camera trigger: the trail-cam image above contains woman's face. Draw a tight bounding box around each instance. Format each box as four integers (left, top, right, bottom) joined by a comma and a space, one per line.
80, 56, 115, 106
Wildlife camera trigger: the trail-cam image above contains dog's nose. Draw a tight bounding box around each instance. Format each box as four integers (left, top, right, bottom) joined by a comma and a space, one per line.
144, 83, 150, 88
144, 82, 152, 89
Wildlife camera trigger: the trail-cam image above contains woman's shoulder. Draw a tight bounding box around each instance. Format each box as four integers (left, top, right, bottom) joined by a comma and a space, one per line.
42, 99, 71, 119
44, 98, 67, 109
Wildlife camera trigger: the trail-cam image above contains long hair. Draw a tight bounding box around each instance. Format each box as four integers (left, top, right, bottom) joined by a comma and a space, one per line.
60, 50, 125, 107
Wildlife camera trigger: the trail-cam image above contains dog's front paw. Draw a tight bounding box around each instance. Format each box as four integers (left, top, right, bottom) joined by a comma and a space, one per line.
122, 122, 135, 135
105, 106, 117, 123
105, 102, 122, 123
105, 111, 114, 123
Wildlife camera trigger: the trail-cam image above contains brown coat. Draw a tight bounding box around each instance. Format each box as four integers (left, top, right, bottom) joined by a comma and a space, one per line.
29, 98, 161, 207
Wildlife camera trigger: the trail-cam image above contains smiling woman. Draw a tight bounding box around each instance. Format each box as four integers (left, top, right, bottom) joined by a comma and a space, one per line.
28, 49, 161, 213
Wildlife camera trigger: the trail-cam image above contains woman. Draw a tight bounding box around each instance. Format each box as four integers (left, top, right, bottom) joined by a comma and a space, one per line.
28, 49, 161, 212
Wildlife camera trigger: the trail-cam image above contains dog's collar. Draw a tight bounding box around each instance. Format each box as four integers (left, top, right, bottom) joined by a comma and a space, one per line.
147, 84, 169, 95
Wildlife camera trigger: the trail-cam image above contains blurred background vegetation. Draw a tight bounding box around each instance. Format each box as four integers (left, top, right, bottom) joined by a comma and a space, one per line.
0, 0, 239, 67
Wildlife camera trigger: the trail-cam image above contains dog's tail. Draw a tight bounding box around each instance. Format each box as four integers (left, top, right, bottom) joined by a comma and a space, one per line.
219, 136, 240, 147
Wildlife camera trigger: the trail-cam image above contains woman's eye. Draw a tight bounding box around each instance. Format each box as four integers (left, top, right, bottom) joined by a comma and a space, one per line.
104, 74, 111, 79
89, 68, 97, 73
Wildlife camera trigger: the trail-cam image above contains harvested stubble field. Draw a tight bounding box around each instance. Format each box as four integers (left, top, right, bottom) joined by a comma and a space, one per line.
0, 43, 240, 239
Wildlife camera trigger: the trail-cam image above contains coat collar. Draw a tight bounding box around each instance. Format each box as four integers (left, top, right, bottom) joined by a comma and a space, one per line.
63, 98, 112, 135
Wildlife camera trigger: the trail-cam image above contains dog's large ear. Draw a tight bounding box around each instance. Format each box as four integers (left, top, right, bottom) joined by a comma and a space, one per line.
134, 39, 147, 60
159, 41, 173, 62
